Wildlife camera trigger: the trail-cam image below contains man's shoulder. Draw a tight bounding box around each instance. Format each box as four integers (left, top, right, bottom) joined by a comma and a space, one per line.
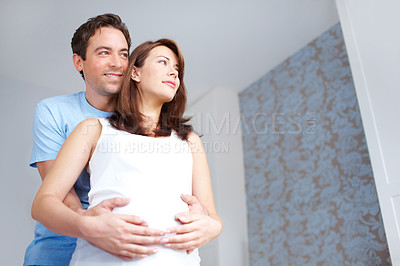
37, 91, 84, 109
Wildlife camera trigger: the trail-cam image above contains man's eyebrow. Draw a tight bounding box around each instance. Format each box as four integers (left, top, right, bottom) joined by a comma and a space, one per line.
94, 46, 111, 53
157, 55, 179, 68
93, 46, 129, 53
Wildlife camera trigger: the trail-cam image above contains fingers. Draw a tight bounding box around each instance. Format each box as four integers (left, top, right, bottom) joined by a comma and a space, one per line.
174, 211, 187, 221
176, 214, 191, 224
118, 214, 147, 226
165, 240, 198, 250
161, 235, 199, 250
88, 239, 158, 260
180, 194, 198, 205
114, 254, 132, 261
119, 243, 159, 257
106, 250, 138, 261
180, 194, 209, 215
166, 223, 196, 237
85, 198, 130, 216
162, 214, 218, 251
119, 217, 165, 237
128, 234, 163, 245
84, 213, 169, 260
110, 245, 158, 259
162, 231, 196, 244
174, 213, 203, 225
99, 197, 130, 210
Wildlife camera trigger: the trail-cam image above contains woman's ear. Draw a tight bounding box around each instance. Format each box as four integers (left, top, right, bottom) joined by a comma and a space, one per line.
131, 67, 141, 82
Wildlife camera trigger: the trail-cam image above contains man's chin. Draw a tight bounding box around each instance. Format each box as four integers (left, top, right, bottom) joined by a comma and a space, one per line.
101, 87, 122, 96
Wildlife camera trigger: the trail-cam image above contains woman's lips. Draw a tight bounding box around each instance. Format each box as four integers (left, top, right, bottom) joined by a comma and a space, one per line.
163, 81, 176, 88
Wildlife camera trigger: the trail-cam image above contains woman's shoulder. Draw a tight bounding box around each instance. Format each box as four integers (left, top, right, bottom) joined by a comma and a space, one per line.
78, 118, 102, 128
187, 131, 202, 144
74, 118, 103, 138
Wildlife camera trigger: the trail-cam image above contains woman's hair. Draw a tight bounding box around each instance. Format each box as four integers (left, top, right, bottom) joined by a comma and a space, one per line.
71, 13, 131, 79
108, 38, 193, 141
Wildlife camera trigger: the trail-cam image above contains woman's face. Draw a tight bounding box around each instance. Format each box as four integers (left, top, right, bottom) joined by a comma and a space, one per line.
133, 45, 180, 105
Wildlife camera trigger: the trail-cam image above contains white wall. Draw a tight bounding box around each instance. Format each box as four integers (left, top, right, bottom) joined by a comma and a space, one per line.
0, 77, 51, 264
187, 88, 249, 266
336, 0, 400, 264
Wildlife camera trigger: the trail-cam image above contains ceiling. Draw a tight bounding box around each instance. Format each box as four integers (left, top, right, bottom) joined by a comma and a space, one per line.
0, 0, 339, 105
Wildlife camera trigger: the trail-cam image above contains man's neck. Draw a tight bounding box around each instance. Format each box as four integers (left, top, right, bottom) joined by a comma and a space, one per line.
85, 91, 115, 112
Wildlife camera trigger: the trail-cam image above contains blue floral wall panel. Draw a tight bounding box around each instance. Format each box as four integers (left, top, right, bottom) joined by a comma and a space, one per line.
239, 24, 391, 265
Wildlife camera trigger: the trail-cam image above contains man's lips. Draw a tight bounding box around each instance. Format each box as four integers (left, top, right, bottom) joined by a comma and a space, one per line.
163, 81, 176, 88
104, 73, 123, 79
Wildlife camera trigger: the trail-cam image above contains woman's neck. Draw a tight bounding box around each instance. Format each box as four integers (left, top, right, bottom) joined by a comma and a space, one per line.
139, 101, 162, 135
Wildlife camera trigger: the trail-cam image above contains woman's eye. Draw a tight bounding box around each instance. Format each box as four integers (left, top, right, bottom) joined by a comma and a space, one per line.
159, 60, 167, 65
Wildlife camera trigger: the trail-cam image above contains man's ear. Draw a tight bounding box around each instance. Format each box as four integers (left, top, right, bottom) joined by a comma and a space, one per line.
131, 66, 141, 82
72, 54, 83, 72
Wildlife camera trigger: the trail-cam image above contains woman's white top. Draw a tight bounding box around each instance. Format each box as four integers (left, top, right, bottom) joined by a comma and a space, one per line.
70, 118, 200, 265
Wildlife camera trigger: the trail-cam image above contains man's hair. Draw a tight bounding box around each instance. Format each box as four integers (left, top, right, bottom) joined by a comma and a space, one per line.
71, 13, 131, 79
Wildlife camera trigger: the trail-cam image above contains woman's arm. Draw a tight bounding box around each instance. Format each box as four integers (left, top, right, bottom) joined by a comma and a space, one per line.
161, 132, 223, 250
37, 160, 87, 214
31, 118, 101, 237
31, 118, 166, 259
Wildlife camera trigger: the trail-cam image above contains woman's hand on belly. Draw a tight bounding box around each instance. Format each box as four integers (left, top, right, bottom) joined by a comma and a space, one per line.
159, 194, 223, 253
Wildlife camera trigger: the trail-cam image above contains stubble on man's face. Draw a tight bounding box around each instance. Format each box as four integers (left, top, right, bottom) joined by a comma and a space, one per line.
82, 27, 129, 98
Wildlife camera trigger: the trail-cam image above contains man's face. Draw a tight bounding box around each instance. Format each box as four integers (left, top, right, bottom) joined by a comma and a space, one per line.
76, 27, 129, 97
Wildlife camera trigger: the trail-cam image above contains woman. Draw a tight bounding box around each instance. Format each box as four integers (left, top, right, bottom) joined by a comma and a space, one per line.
31, 39, 222, 265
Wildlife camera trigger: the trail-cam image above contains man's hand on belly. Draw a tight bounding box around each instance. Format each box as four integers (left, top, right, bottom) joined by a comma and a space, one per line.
81, 197, 166, 260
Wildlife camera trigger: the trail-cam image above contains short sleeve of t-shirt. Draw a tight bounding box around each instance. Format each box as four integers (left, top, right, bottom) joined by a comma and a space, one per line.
30, 101, 65, 168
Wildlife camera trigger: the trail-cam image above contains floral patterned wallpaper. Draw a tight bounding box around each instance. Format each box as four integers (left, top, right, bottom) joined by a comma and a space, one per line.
239, 24, 391, 265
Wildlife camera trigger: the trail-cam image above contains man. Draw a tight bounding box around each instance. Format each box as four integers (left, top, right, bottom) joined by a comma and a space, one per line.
24, 13, 214, 265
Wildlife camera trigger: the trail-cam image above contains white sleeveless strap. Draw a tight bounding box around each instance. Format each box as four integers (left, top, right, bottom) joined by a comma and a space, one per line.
97, 118, 118, 135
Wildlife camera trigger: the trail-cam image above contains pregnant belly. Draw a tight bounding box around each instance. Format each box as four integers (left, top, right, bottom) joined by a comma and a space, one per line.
89, 186, 190, 231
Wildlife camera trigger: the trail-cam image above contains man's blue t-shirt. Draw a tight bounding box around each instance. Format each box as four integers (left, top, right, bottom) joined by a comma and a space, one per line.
24, 91, 112, 266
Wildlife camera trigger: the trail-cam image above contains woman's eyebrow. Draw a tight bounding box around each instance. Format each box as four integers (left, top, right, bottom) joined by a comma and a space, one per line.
157, 55, 179, 68
157, 55, 170, 60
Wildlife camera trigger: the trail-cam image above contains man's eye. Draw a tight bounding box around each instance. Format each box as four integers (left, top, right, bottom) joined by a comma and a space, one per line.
100, 51, 108, 55
121, 53, 128, 58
